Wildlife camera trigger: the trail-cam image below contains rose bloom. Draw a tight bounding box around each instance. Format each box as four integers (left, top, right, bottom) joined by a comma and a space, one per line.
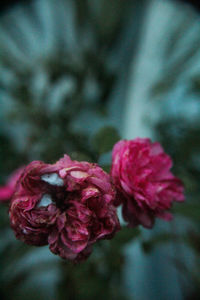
0, 167, 25, 202
10, 155, 120, 261
111, 138, 185, 228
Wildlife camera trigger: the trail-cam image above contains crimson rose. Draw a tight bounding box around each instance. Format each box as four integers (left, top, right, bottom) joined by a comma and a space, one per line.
10, 155, 120, 261
111, 138, 185, 228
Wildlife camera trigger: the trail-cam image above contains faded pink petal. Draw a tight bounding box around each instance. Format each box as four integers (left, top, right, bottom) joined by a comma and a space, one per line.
0, 167, 25, 202
0, 187, 13, 201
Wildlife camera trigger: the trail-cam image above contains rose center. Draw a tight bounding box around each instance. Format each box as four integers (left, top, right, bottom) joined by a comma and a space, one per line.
41, 173, 64, 186
40, 173, 71, 211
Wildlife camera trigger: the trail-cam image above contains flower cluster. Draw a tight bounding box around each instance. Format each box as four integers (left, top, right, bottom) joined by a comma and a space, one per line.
8, 138, 185, 261
9, 155, 120, 261
111, 138, 185, 228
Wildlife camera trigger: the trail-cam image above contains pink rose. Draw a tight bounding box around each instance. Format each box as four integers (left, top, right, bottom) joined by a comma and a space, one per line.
0, 167, 25, 202
10, 155, 120, 261
111, 138, 185, 228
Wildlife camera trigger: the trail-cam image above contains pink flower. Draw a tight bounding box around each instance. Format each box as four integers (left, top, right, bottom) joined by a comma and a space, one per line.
0, 167, 25, 202
10, 155, 120, 261
111, 138, 185, 228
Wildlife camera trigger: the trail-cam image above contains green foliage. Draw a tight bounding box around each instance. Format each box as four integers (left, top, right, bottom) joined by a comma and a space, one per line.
0, 135, 25, 182
57, 227, 140, 300
173, 203, 200, 223
141, 233, 176, 254
113, 227, 141, 246
150, 12, 200, 98
101, 164, 111, 173
0, 1, 127, 298
1, 0, 200, 299
58, 255, 129, 300
190, 75, 200, 94
92, 126, 121, 155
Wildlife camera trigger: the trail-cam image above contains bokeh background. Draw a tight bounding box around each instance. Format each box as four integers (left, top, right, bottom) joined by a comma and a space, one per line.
0, 0, 200, 299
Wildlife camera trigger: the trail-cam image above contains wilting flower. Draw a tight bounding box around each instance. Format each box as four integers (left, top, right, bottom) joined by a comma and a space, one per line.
10, 155, 120, 261
111, 138, 185, 228
0, 167, 25, 202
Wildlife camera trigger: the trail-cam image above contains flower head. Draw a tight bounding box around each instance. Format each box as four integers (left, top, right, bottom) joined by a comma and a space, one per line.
111, 138, 185, 228
10, 155, 120, 261
0, 167, 25, 202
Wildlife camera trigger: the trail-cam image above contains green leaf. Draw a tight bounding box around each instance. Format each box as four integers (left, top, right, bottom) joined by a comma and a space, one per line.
91, 126, 120, 155
173, 203, 200, 222
190, 76, 200, 95
101, 164, 111, 173
113, 227, 141, 246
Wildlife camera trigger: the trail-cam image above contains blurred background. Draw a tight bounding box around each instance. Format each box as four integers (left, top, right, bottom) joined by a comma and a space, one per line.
0, 0, 200, 299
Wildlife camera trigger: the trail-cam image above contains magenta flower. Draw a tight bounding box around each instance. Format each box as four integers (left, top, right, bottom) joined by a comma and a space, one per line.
0, 167, 25, 203
10, 155, 120, 261
111, 138, 185, 228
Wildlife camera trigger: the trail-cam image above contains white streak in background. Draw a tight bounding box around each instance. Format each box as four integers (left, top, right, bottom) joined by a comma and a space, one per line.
41, 173, 64, 186
123, 0, 200, 141
122, 1, 194, 299
37, 194, 53, 207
